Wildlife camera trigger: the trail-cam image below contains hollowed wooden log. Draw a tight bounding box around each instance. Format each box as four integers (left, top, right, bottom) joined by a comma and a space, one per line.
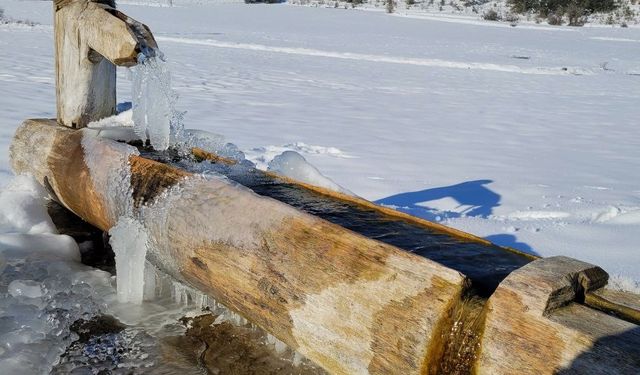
11, 119, 469, 375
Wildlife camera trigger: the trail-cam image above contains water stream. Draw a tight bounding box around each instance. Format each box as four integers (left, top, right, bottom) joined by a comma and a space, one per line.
159, 156, 533, 297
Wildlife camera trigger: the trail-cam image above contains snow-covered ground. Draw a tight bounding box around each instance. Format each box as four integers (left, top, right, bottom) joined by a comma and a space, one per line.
1, 0, 639, 290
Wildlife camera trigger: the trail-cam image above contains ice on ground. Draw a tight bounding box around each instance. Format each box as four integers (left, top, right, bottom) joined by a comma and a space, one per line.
0, 174, 293, 374
268, 150, 351, 195
8, 279, 43, 298
0, 175, 110, 374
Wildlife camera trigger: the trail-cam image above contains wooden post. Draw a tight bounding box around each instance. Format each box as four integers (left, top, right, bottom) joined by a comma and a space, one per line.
53, 0, 157, 128
11, 119, 470, 375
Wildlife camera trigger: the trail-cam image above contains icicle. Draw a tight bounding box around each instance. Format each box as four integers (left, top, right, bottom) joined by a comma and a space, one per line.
131, 52, 183, 151
109, 217, 149, 304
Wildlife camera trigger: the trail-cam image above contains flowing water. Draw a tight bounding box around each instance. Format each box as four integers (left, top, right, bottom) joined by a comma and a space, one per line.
160, 156, 533, 297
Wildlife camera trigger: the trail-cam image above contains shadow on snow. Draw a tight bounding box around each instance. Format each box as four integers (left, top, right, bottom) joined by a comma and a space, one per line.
376, 179, 500, 220
376, 179, 537, 256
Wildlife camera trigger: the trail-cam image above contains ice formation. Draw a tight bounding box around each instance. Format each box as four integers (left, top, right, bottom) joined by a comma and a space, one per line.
0, 175, 111, 373
109, 218, 149, 304
132, 53, 182, 151
0, 175, 302, 373
182, 128, 246, 161
0, 175, 57, 235
129, 53, 253, 164
268, 150, 352, 195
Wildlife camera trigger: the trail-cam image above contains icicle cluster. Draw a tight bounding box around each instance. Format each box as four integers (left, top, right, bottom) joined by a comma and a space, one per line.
132, 52, 183, 151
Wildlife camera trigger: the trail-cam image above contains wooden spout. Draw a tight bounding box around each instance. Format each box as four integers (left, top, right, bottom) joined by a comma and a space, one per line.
54, 0, 157, 128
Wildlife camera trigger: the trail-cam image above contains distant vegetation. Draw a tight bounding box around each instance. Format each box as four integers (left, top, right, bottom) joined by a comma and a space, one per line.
289, 0, 637, 26
0, 7, 39, 26
508, 0, 618, 25
387, 0, 395, 12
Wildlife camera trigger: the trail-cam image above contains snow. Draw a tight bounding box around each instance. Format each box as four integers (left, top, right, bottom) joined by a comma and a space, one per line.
289, 0, 640, 27
246, 142, 353, 170
0, 175, 57, 235
0, 0, 639, 293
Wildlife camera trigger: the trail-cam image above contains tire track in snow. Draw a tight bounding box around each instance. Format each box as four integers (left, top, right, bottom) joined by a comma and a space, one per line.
156, 36, 590, 76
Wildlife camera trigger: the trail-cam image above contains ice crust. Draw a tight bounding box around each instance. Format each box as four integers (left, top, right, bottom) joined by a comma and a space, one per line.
182, 128, 246, 161
81, 131, 140, 224
268, 150, 352, 195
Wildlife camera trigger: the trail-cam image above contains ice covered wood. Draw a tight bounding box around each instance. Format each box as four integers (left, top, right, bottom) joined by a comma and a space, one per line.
54, 0, 157, 128
10, 119, 470, 375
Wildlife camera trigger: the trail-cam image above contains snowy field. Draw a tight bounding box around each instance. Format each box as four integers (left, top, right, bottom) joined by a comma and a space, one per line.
1, 0, 639, 292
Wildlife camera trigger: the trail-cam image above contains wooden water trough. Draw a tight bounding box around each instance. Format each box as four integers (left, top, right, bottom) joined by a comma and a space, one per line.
11, 119, 640, 374
10, 1, 640, 373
